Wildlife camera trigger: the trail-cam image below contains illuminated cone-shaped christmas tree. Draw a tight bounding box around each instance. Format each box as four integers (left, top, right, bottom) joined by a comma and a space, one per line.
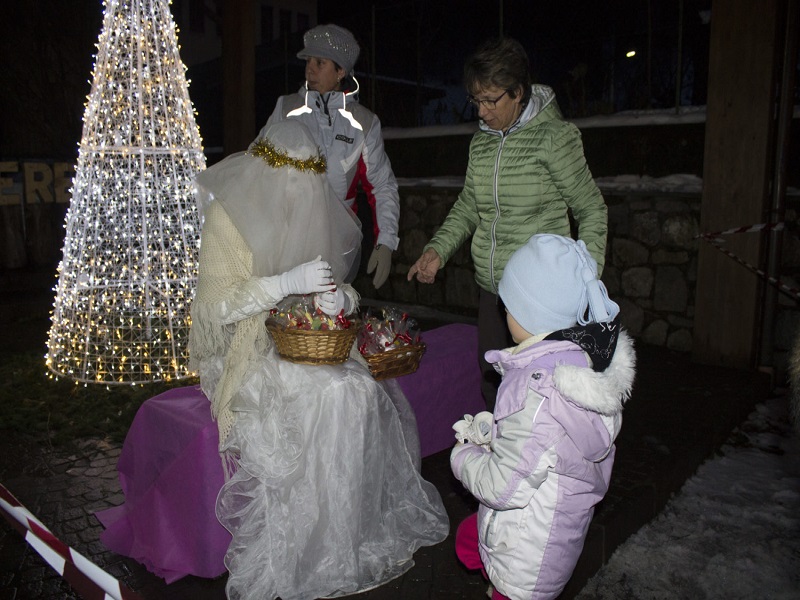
46, 0, 206, 384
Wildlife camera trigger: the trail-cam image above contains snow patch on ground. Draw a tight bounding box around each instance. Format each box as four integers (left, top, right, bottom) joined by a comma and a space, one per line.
576, 396, 800, 600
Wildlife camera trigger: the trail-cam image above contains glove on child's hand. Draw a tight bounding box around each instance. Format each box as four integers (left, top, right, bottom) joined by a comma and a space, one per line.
452, 411, 493, 446
278, 256, 335, 297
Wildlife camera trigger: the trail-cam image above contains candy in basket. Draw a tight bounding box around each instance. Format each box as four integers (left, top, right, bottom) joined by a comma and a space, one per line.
267, 296, 358, 365
358, 307, 426, 380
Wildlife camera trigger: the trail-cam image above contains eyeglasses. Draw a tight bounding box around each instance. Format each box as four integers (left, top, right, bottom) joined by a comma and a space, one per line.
467, 90, 509, 110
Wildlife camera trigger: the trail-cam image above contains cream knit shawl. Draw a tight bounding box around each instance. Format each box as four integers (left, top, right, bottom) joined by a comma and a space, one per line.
189, 201, 275, 447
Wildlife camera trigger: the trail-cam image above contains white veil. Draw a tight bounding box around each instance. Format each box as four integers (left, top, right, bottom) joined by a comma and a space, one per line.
195, 120, 362, 282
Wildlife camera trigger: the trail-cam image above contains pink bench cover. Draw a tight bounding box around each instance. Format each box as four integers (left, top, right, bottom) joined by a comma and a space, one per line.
96, 323, 483, 583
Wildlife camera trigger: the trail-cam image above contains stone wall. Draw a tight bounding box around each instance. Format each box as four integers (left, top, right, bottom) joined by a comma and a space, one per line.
603, 193, 699, 352
352, 186, 481, 319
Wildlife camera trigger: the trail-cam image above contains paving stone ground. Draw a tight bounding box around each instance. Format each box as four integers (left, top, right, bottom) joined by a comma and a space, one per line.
0, 433, 488, 600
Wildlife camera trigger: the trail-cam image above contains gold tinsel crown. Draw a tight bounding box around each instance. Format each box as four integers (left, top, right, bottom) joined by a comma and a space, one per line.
247, 138, 327, 173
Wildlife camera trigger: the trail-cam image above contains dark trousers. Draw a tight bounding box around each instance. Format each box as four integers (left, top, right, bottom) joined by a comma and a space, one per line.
478, 288, 513, 412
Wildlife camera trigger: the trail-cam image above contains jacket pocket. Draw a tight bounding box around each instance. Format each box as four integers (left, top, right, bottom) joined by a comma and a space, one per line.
480, 508, 497, 549
482, 506, 525, 559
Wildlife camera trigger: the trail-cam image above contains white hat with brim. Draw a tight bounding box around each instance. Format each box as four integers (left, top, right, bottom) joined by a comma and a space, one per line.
297, 24, 360, 75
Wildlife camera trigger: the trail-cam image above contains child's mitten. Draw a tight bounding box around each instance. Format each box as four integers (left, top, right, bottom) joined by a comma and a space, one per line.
453, 411, 493, 446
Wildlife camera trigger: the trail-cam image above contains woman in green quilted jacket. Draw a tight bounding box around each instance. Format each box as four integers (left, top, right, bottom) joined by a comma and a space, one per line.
408, 37, 608, 411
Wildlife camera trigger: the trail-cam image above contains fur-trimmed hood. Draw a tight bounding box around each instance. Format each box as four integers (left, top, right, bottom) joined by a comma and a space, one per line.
491, 329, 635, 417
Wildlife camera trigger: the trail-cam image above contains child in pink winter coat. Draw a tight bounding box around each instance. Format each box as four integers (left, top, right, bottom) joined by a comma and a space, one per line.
451, 234, 636, 600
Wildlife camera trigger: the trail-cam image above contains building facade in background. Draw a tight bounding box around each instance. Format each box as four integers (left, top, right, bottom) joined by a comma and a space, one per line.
172, 0, 318, 68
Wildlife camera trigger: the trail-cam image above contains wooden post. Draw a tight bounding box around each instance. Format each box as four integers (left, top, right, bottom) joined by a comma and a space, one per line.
222, 0, 256, 155
692, 0, 782, 368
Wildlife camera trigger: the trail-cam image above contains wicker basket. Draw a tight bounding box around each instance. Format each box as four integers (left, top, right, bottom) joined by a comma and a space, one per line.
365, 342, 426, 381
267, 320, 359, 365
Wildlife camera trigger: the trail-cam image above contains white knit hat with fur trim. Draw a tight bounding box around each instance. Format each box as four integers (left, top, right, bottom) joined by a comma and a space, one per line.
498, 234, 619, 336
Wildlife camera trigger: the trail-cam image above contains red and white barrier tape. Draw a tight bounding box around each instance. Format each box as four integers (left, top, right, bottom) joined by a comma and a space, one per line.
0, 482, 144, 600
697, 221, 785, 239
698, 236, 800, 299
695, 221, 800, 300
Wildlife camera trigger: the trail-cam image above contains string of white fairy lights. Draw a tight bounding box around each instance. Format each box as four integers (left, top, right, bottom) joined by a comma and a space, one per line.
46, 0, 206, 385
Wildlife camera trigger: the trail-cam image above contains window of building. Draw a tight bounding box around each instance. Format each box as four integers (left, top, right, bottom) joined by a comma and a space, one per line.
297, 12, 310, 34
261, 4, 274, 42
279, 9, 291, 37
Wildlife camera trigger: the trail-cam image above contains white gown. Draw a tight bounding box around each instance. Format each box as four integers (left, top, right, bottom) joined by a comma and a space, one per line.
189, 121, 449, 599
216, 352, 449, 600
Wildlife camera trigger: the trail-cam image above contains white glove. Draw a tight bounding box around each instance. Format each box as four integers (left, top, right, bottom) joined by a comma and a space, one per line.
313, 288, 350, 316
278, 256, 335, 297
366, 245, 392, 289
452, 411, 494, 446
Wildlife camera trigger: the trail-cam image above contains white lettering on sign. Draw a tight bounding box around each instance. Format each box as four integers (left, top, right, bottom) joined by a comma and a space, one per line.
0, 161, 75, 206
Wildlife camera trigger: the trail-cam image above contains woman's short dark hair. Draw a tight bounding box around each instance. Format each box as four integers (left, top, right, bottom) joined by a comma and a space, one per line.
464, 37, 532, 104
